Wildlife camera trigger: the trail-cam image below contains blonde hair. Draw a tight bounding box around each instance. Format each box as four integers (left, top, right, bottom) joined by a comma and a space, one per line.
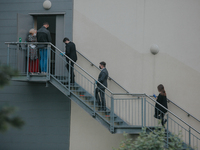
29, 29, 36, 34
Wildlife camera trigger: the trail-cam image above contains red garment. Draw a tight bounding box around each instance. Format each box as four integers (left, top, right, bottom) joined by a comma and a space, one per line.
29, 58, 39, 73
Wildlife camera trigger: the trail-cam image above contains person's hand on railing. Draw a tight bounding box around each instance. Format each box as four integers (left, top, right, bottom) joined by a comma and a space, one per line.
60, 52, 65, 56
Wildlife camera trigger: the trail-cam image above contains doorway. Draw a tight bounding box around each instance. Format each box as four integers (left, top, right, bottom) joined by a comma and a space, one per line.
35, 15, 56, 46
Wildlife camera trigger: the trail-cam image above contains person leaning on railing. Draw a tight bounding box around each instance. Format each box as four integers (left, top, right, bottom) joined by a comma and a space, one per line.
26, 28, 39, 75
154, 84, 168, 126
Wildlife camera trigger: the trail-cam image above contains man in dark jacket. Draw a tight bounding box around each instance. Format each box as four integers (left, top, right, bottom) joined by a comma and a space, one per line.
37, 22, 51, 74
95, 61, 108, 111
63, 37, 77, 84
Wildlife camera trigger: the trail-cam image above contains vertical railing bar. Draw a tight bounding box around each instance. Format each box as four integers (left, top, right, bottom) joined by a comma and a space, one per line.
93, 81, 96, 116
27, 44, 29, 78
68, 60, 71, 93
129, 99, 131, 125
167, 113, 169, 149
7, 44, 10, 65
48, 45, 51, 78
144, 97, 146, 127
141, 97, 143, 127
110, 94, 114, 132
189, 127, 191, 147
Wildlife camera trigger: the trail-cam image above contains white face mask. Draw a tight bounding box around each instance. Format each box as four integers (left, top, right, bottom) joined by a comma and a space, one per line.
33, 33, 36, 36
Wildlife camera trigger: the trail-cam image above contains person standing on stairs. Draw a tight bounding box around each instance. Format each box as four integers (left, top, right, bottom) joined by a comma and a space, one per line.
95, 61, 108, 111
63, 37, 77, 84
154, 84, 168, 126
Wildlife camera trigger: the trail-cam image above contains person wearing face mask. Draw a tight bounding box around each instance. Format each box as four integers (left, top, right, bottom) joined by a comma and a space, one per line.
37, 22, 51, 74
95, 61, 108, 111
27, 28, 39, 74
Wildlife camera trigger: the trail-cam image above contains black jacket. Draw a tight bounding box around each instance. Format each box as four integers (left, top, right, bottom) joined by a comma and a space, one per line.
65, 42, 77, 62
155, 94, 168, 113
97, 68, 108, 90
37, 26, 51, 48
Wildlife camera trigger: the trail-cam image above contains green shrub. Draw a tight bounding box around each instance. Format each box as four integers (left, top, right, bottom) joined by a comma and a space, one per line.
113, 124, 188, 150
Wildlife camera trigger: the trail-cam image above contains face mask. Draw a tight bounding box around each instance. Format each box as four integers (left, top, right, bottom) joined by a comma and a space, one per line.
99, 66, 101, 69
33, 33, 36, 36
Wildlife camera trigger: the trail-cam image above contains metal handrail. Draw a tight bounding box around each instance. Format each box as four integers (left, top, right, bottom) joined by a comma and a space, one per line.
8, 42, 199, 124
76, 49, 200, 125
76, 50, 129, 93
111, 91, 200, 134
144, 94, 200, 134
49, 43, 113, 94
150, 95, 200, 123
5, 42, 200, 138
5, 42, 113, 94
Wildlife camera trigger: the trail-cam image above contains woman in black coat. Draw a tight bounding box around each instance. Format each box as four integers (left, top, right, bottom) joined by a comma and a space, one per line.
154, 84, 168, 126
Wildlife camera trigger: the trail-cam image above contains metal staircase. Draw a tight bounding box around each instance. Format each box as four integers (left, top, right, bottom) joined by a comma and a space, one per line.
5, 42, 200, 149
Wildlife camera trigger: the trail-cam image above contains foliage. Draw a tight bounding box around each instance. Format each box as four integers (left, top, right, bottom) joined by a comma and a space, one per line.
0, 105, 25, 133
0, 64, 18, 88
113, 123, 186, 150
0, 64, 24, 133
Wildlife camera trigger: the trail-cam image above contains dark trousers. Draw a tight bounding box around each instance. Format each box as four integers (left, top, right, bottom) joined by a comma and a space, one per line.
95, 88, 106, 110
154, 109, 166, 126
66, 60, 75, 83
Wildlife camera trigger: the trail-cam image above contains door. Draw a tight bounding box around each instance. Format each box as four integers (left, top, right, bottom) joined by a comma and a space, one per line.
17, 14, 34, 73
17, 13, 34, 42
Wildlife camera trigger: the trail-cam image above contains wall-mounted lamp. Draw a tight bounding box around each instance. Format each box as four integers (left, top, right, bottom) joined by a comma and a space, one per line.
43, 0, 52, 10
150, 44, 159, 55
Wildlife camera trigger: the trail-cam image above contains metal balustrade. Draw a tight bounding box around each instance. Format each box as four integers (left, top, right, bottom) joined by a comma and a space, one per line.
5, 42, 200, 149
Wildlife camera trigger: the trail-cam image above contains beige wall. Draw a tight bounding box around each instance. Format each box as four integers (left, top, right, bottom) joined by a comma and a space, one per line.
69, 101, 137, 150
70, 0, 200, 149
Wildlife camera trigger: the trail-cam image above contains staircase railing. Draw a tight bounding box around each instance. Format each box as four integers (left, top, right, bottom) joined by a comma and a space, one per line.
77, 49, 200, 125
5, 42, 200, 149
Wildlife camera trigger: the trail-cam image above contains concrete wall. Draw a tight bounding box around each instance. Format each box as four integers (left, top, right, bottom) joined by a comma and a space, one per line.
73, 0, 200, 125
0, 81, 71, 150
69, 101, 137, 150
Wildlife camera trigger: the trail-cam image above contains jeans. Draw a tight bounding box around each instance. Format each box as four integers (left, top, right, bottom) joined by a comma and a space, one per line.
39, 49, 47, 72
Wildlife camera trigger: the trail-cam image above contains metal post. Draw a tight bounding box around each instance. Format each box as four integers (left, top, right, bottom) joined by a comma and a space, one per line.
144, 97, 146, 127
141, 97, 143, 127
68, 60, 71, 93
27, 44, 29, 78
110, 94, 114, 133
47, 44, 51, 79
93, 81, 96, 117
189, 127, 191, 147
7, 44, 9, 65
166, 113, 169, 148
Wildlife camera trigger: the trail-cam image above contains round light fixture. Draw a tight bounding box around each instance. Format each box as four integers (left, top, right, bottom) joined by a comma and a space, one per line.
43, 0, 52, 10
150, 44, 159, 55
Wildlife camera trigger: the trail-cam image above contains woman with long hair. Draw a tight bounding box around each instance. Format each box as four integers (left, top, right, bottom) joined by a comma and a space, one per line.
154, 84, 168, 126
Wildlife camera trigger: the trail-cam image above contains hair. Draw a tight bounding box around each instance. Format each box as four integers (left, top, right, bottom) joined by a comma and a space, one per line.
157, 84, 166, 96
100, 61, 106, 67
63, 37, 70, 43
29, 28, 36, 34
43, 22, 49, 25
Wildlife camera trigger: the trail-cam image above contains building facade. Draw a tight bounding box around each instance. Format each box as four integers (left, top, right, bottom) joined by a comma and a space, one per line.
0, 0, 200, 150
